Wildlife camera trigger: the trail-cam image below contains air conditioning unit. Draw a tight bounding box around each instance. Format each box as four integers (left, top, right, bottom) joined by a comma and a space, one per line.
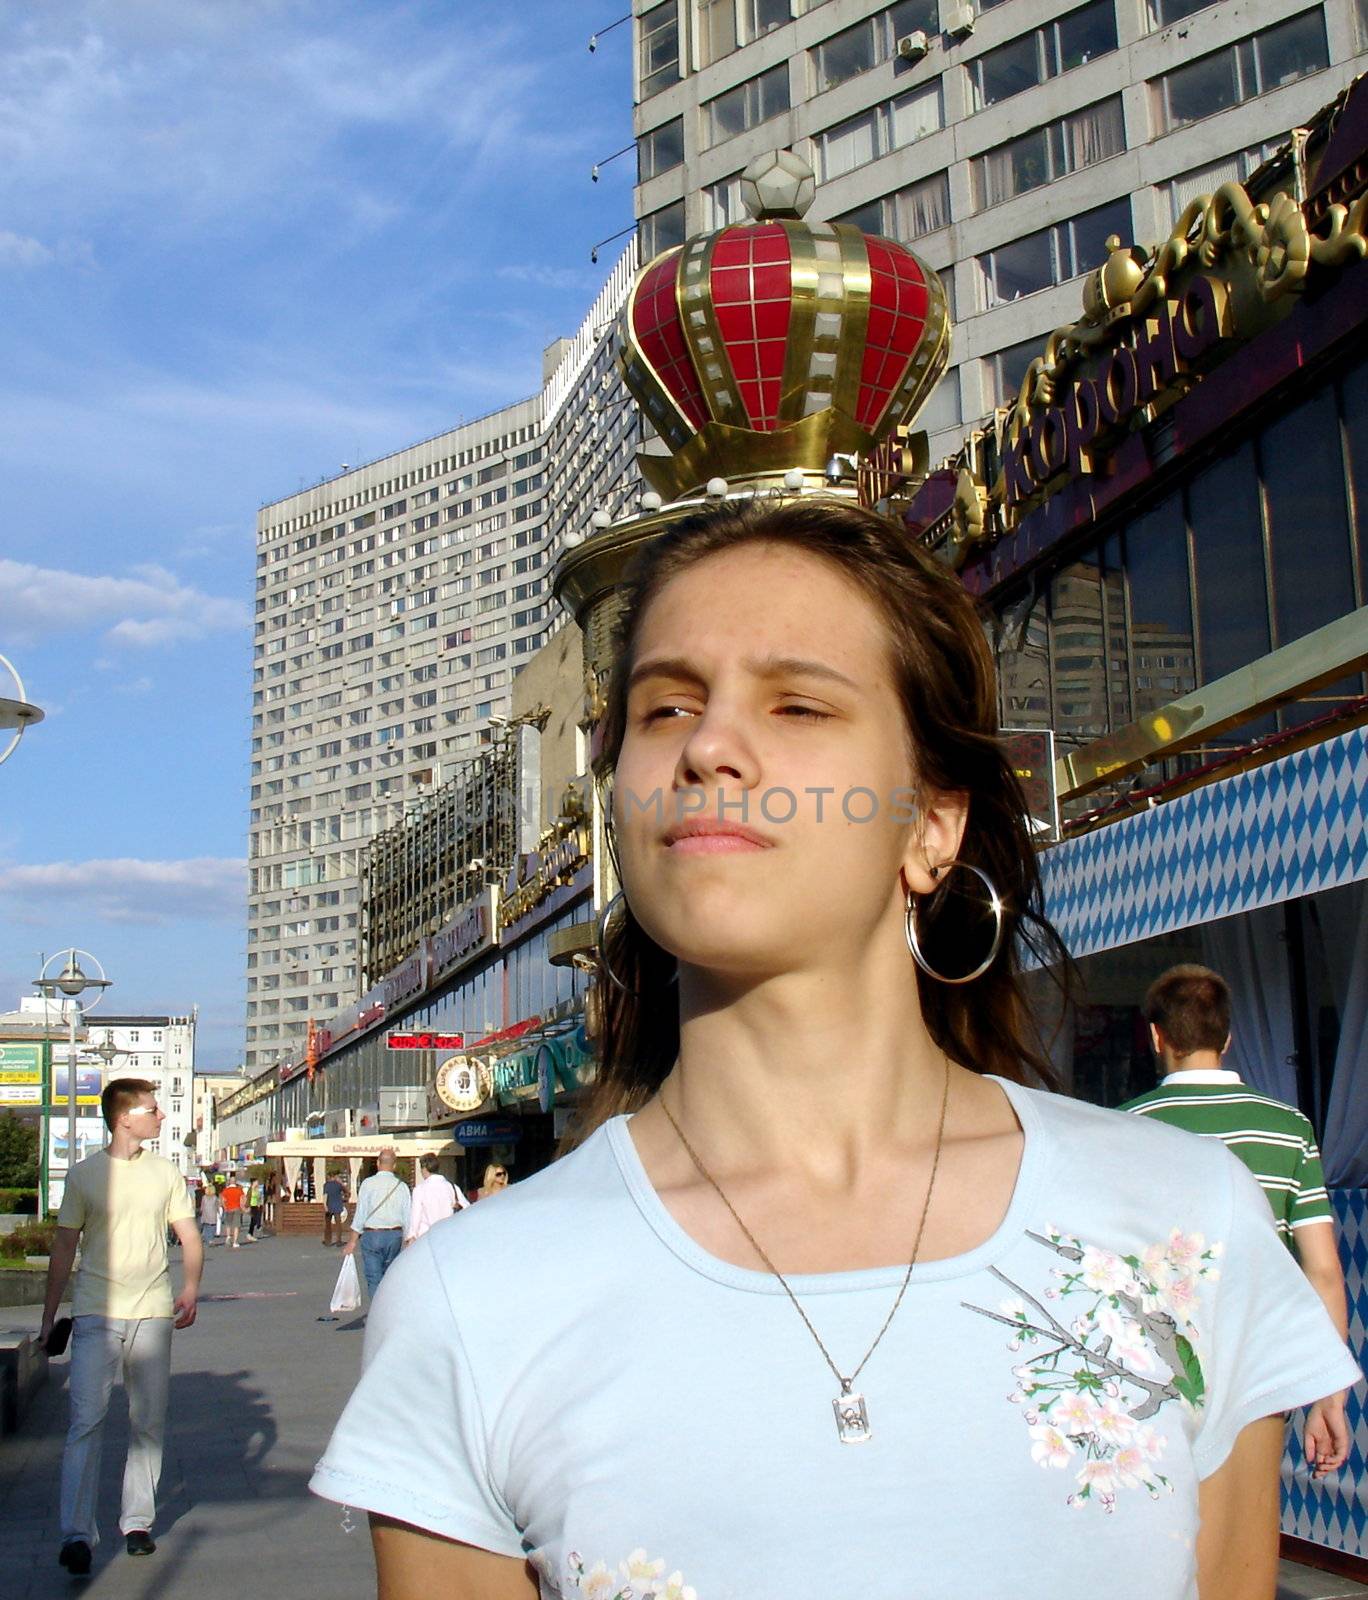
947, 4, 976, 36
896, 29, 930, 61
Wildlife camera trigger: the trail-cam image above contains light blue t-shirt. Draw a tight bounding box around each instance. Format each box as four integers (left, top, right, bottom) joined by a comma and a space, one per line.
310, 1078, 1359, 1598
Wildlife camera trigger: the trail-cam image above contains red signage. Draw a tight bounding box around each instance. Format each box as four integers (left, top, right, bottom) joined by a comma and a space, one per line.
468, 1017, 542, 1048
387, 1031, 465, 1051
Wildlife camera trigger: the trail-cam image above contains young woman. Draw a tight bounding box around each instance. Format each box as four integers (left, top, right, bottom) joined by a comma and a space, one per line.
312, 500, 1357, 1599
475, 1163, 511, 1202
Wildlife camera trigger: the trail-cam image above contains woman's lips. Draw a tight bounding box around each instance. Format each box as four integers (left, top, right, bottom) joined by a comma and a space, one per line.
665, 833, 771, 854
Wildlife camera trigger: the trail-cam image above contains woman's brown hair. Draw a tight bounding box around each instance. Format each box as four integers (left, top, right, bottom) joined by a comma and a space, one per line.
580, 496, 1067, 1132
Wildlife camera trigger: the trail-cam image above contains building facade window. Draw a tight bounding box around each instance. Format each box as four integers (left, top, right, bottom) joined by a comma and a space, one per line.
704, 62, 790, 146
983, 334, 1041, 410
638, 116, 685, 181
1165, 143, 1279, 225
972, 95, 1124, 210
977, 195, 1131, 307
810, 0, 939, 94
640, 199, 686, 257
969, 0, 1118, 111
1146, 0, 1217, 24
639, 1, 681, 98
703, 172, 746, 229
1152, 11, 1329, 133
816, 79, 942, 181
836, 169, 950, 242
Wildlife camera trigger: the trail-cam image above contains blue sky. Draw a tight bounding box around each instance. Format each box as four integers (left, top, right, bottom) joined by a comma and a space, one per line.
0, 0, 634, 1071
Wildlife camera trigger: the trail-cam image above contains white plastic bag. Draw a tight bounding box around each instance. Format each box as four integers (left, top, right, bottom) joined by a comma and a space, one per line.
330, 1252, 362, 1314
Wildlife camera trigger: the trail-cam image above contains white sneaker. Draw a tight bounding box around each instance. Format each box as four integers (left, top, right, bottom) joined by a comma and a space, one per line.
232, 1242, 240, 1249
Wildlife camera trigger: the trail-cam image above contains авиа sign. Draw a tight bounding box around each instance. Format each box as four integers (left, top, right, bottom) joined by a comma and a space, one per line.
1000, 275, 1230, 512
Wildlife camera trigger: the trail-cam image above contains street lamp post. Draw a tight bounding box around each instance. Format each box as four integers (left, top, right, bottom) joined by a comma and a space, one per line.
34, 950, 112, 1195
0, 652, 44, 768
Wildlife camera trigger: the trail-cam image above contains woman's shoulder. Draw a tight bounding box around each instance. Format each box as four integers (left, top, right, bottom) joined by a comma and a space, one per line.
1008, 1078, 1244, 1208
421, 1121, 630, 1278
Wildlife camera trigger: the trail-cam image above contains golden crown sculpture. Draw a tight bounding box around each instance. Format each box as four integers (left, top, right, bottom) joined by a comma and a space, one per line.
554, 148, 953, 697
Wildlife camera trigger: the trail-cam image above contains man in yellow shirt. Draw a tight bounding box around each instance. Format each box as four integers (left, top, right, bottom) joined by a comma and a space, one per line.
40, 1078, 201, 1574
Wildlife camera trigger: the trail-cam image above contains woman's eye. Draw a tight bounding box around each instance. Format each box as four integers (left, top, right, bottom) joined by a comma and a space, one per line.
641, 703, 693, 722
777, 703, 829, 719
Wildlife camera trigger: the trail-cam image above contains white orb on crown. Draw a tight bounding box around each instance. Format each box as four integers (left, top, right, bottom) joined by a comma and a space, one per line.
740, 149, 817, 221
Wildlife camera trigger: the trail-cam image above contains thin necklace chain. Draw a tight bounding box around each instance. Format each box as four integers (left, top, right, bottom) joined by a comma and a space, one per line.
659, 1055, 951, 1394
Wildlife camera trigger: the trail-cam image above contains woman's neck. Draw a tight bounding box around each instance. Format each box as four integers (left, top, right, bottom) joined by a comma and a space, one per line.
667, 960, 950, 1186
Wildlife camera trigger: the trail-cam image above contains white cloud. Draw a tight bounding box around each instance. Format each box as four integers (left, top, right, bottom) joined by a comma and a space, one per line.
0, 556, 248, 649
0, 229, 53, 267
496, 263, 603, 292
0, 856, 245, 926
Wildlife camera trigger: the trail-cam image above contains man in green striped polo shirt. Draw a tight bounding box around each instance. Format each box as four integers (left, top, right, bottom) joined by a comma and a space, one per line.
1120, 962, 1351, 1479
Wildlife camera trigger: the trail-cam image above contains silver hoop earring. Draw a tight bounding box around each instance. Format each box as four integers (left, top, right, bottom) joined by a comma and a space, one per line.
904, 860, 1005, 985
595, 891, 679, 996
595, 896, 640, 992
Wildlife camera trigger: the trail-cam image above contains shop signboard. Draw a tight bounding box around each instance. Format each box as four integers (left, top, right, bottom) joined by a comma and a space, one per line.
0, 1042, 44, 1108
431, 890, 495, 981
52, 1066, 104, 1107
452, 1119, 520, 1147
379, 1086, 428, 1129
388, 1031, 465, 1050
498, 823, 592, 936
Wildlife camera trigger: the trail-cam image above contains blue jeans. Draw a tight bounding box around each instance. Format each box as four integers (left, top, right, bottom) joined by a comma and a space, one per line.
359, 1229, 402, 1298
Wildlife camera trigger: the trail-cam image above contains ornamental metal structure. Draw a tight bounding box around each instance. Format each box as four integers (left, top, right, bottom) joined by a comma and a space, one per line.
359, 733, 520, 989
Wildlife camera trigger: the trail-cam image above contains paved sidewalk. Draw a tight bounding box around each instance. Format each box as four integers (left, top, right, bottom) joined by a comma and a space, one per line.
0, 1235, 374, 1599
1, 1233, 1364, 1598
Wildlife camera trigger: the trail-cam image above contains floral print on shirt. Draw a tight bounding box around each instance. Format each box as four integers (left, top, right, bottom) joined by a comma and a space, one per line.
964, 1225, 1222, 1513
564, 1549, 697, 1600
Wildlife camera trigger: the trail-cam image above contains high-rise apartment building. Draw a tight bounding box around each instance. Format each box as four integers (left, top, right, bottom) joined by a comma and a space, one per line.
247, 248, 640, 1074
630, 0, 1368, 461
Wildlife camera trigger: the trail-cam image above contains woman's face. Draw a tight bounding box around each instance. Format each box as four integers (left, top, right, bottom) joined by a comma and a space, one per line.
613, 541, 963, 980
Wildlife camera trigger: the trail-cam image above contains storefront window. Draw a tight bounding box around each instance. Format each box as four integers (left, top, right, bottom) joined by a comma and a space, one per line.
1262, 388, 1355, 651
997, 587, 1052, 728
1343, 362, 1368, 602
1050, 553, 1110, 744
1190, 442, 1273, 733
1261, 387, 1361, 726
1124, 498, 1196, 718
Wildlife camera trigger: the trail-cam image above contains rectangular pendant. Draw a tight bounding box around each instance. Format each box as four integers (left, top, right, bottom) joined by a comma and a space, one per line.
833, 1390, 872, 1444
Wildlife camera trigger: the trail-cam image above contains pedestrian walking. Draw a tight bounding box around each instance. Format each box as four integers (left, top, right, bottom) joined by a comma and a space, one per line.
247, 1176, 264, 1238
404, 1153, 464, 1248
40, 1078, 200, 1574
312, 499, 1358, 1597
264, 1170, 279, 1228
322, 1172, 348, 1247
198, 1183, 220, 1247
342, 1148, 410, 1297
220, 1175, 245, 1248
1121, 963, 1352, 1477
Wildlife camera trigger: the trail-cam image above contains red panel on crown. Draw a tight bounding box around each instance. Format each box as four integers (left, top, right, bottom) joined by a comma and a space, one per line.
856, 238, 932, 429
631, 253, 707, 431
709, 224, 792, 430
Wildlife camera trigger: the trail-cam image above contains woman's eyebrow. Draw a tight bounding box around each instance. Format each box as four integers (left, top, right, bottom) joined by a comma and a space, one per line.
746, 654, 861, 692
628, 653, 861, 692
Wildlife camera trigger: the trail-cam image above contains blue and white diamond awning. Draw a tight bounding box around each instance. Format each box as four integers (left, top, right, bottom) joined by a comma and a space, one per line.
1037, 722, 1368, 960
